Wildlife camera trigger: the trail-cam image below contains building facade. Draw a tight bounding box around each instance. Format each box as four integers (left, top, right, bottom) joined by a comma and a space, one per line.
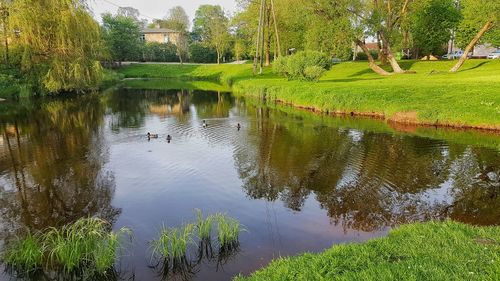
141, 28, 181, 46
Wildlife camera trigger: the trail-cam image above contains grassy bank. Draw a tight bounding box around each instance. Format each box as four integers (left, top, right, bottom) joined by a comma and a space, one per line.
235, 221, 500, 281
118, 60, 500, 130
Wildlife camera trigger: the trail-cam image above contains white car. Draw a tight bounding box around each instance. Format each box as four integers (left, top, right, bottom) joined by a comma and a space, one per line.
487, 50, 500, 59
443, 51, 472, 59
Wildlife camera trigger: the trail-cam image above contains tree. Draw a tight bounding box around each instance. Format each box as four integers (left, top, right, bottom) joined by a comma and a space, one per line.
451, 0, 499, 72
310, 0, 391, 76
193, 5, 231, 64
9, 0, 103, 93
361, 0, 412, 73
410, 0, 461, 58
101, 13, 142, 66
0, 0, 10, 64
117, 6, 140, 21
163, 6, 190, 32
164, 6, 190, 63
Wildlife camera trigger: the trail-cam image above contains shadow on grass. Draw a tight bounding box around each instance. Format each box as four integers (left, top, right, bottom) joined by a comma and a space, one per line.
458, 61, 491, 72
347, 60, 418, 77
319, 77, 384, 83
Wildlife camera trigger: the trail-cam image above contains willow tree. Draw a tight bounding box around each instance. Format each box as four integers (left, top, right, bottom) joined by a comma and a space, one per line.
9, 0, 103, 93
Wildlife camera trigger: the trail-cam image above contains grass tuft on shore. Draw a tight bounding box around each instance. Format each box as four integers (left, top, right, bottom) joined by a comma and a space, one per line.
235, 220, 500, 281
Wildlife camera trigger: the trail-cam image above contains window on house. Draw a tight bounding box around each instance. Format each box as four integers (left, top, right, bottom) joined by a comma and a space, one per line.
164, 34, 169, 43
141, 34, 146, 42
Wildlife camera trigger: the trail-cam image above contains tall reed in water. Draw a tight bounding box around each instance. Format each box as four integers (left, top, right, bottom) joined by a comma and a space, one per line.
215, 214, 243, 249
195, 209, 215, 241
151, 223, 195, 262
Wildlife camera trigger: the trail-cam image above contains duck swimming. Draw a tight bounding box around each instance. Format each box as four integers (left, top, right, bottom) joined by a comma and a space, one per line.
237, 123, 241, 130
147, 132, 159, 138
166, 135, 172, 143
202, 120, 208, 128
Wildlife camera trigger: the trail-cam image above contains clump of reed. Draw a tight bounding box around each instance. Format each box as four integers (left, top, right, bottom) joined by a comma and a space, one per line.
150, 210, 244, 277
151, 223, 195, 263
2, 218, 132, 277
215, 214, 242, 250
195, 209, 215, 242
3, 232, 44, 274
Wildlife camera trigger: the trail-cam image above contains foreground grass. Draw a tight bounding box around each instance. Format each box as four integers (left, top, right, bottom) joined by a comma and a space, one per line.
3, 218, 131, 277
235, 221, 500, 281
118, 60, 500, 129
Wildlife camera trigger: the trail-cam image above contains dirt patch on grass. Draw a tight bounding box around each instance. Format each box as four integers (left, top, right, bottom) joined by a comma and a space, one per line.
390, 111, 419, 124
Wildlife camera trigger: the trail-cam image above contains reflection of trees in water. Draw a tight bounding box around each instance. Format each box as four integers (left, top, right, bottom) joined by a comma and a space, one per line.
105, 89, 233, 131
0, 95, 120, 240
235, 105, 500, 231
151, 239, 240, 281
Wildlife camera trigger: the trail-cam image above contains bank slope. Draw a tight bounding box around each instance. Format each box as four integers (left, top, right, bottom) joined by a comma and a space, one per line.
118, 60, 500, 130
235, 221, 500, 281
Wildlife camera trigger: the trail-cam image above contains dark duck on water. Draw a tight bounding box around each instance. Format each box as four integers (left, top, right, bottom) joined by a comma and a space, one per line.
147, 132, 159, 139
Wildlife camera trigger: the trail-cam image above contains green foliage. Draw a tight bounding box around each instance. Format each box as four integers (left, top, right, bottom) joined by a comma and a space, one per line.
456, 0, 500, 48
157, 6, 190, 32
273, 51, 331, 80
215, 214, 243, 248
303, 66, 326, 82
356, 51, 379, 61
195, 209, 215, 241
192, 5, 230, 64
9, 0, 103, 93
101, 13, 143, 63
2, 218, 132, 275
3, 232, 44, 273
189, 42, 218, 63
235, 221, 500, 281
150, 210, 243, 262
142, 42, 179, 62
151, 224, 195, 261
410, 0, 461, 56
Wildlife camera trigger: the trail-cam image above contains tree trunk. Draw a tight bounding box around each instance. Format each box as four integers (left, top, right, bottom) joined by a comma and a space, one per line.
217, 49, 221, 64
270, 0, 281, 58
355, 40, 391, 76
265, 4, 271, 66
377, 32, 387, 65
379, 32, 405, 73
450, 21, 493, 72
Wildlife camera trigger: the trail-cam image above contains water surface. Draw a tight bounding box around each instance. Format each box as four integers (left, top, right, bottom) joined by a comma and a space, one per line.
0, 88, 499, 280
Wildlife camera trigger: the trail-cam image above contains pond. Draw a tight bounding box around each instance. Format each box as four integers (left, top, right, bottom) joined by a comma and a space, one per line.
0, 88, 499, 280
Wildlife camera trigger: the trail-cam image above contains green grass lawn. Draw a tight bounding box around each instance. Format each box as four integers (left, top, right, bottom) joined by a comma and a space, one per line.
118, 60, 500, 129
235, 221, 500, 281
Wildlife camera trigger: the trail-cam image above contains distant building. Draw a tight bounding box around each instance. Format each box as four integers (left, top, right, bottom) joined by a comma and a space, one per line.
141, 28, 182, 46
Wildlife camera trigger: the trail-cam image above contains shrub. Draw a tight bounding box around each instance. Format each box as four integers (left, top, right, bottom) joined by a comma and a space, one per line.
142, 42, 178, 62
304, 66, 326, 81
189, 43, 217, 63
273, 51, 331, 80
355, 50, 379, 61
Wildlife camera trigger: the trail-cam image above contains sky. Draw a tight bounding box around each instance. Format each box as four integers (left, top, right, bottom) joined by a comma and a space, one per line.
89, 0, 238, 25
